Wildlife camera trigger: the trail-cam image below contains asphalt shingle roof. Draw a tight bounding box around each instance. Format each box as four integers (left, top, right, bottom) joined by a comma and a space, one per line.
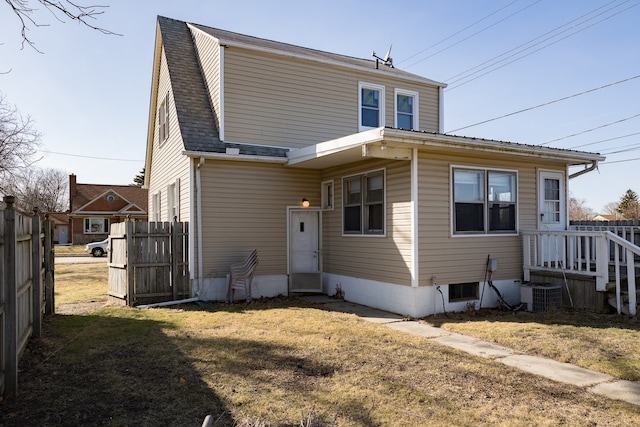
158, 17, 290, 158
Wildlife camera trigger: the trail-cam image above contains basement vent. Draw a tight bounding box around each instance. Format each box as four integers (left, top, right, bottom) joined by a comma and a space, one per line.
521, 284, 561, 312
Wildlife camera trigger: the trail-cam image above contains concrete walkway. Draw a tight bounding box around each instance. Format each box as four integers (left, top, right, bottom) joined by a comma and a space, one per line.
299, 295, 640, 408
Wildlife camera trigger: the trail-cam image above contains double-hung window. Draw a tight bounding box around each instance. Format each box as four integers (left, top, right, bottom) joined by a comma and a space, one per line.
359, 82, 385, 131
159, 92, 169, 143
395, 89, 419, 130
343, 169, 385, 235
453, 167, 517, 234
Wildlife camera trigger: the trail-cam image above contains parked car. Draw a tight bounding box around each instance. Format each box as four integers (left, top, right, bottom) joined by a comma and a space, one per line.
85, 239, 108, 257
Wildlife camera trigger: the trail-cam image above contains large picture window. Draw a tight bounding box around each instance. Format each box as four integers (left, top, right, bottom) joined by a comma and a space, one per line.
453, 167, 517, 235
343, 170, 385, 235
358, 82, 385, 131
84, 218, 109, 234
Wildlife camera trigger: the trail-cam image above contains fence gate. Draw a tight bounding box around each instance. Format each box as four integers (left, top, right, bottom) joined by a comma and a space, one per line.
108, 220, 189, 306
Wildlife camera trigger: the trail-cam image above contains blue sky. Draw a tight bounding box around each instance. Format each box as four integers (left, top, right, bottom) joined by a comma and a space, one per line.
1, 0, 638, 212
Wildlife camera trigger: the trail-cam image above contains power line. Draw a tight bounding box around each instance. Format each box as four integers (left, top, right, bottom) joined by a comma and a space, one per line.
396, 0, 521, 66
600, 156, 640, 165
568, 131, 640, 150
402, 0, 543, 70
445, 73, 640, 133
445, 0, 629, 86
539, 113, 640, 146
446, 1, 640, 90
40, 149, 143, 162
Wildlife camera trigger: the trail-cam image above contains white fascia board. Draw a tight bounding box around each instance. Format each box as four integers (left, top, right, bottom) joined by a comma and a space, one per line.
286, 127, 385, 166
182, 151, 288, 164
381, 129, 605, 165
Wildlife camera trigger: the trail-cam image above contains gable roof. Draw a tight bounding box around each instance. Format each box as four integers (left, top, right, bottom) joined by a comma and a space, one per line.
70, 184, 148, 216
188, 22, 445, 87
145, 16, 450, 185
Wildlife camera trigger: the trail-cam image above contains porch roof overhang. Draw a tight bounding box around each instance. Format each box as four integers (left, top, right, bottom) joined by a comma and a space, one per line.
285, 127, 605, 170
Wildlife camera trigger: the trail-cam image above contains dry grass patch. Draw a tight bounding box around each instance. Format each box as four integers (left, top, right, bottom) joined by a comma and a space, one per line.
55, 262, 109, 313
2, 300, 639, 426
54, 244, 87, 256
426, 308, 640, 381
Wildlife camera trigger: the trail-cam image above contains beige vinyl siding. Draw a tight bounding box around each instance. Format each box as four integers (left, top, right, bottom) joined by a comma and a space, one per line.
417, 151, 563, 286
222, 47, 440, 148
191, 29, 222, 132
148, 47, 191, 222
321, 159, 413, 285
198, 160, 320, 278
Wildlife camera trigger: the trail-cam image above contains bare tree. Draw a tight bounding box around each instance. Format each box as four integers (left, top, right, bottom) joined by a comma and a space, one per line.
1, 167, 68, 212
602, 201, 621, 219
569, 195, 595, 221
4, 0, 119, 51
0, 94, 41, 186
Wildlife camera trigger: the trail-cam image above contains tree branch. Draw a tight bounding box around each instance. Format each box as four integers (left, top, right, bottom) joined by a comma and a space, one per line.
4, 0, 121, 52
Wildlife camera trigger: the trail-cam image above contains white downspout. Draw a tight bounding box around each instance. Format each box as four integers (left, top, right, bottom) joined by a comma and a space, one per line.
196, 156, 205, 296
438, 86, 445, 133
411, 148, 419, 288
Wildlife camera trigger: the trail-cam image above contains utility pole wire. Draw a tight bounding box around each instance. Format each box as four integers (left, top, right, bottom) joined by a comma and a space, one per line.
568, 131, 640, 150
539, 113, 640, 146
402, 0, 543, 70
396, 0, 521, 66
445, 74, 640, 134
446, 1, 640, 90
445, 0, 628, 84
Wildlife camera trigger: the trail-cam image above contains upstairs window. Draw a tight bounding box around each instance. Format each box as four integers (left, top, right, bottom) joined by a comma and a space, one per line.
359, 82, 385, 131
395, 89, 419, 130
343, 169, 385, 235
452, 167, 517, 235
159, 92, 170, 143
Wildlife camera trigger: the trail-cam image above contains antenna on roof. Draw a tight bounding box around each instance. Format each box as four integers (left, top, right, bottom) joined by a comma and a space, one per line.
372, 45, 393, 69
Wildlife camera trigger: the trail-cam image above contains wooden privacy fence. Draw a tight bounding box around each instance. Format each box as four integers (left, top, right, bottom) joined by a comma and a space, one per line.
1, 196, 54, 398
108, 220, 189, 306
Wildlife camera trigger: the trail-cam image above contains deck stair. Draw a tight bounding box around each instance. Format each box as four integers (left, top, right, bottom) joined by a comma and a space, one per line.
523, 227, 640, 316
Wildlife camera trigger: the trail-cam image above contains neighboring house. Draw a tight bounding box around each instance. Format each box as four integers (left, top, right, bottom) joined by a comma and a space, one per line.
144, 16, 604, 317
68, 174, 148, 245
592, 214, 620, 221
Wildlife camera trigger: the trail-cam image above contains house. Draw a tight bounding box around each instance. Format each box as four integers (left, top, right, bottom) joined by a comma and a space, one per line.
144, 16, 604, 317
47, 212, 71, 245
68, 174, 148, 245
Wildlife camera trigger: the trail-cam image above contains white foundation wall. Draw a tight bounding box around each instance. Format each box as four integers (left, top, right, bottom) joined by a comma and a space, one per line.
324, 273, 523, 317
195, 274, 288, 302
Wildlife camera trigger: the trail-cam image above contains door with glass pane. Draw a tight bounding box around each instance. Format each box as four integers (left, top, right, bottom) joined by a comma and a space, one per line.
538, 171, 566, 266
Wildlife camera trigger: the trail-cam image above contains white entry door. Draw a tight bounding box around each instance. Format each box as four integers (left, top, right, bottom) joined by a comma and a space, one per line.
538, 170, 566, 265
289, 208, 322, 292
538, 170, 566, 231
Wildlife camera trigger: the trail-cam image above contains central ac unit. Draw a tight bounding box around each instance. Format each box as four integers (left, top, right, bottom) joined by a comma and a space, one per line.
521, 284, 561, 312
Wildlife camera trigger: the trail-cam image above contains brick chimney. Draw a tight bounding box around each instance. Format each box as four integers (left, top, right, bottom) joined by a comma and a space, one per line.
69, 174, 77, 211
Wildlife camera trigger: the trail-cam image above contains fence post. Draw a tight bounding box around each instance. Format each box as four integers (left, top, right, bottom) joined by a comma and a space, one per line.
3, 195, 18, 398
31, 208, 42, 337
44, 218, 54, 315
126, 218, 135, 306
171, 218, 178, 300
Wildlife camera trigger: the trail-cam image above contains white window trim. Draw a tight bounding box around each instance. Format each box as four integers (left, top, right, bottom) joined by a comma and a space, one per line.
450, 165, 519, 237
84, 217, 109, 234
159, 92, 169, 144
394, 88, 419, 130
166, 178, 180, 221
342, 168, 386, 237
321, 180, 334, 211
153, 191, 161, 222
358, 82, 385, 132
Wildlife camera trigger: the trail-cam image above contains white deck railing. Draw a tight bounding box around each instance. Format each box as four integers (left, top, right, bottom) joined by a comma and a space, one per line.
522, 230, 639, 316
